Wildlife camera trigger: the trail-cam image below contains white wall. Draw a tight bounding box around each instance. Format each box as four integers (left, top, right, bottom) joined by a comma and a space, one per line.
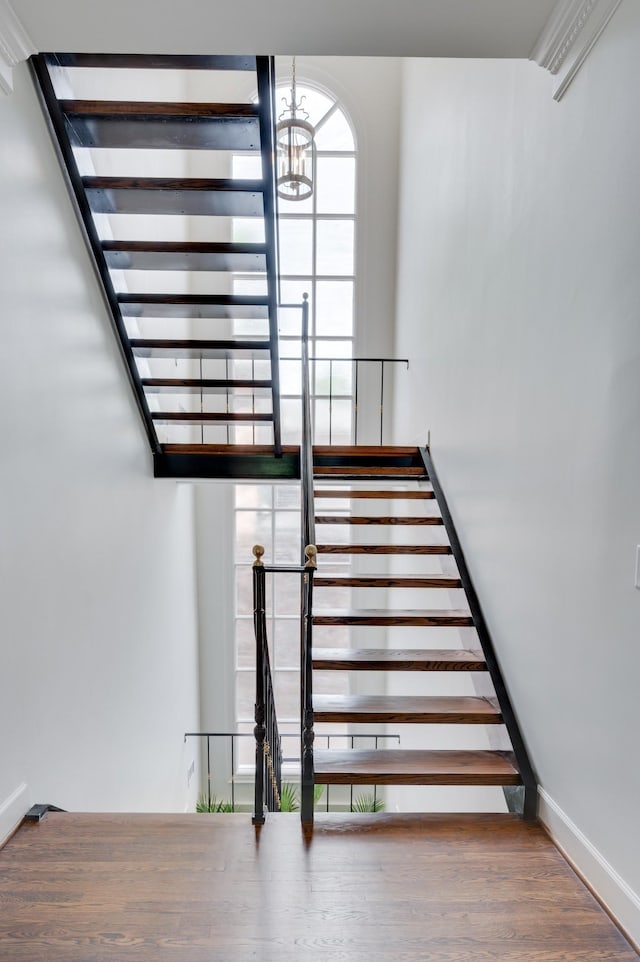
393, 2, 640, 941
0, 62, 201, 833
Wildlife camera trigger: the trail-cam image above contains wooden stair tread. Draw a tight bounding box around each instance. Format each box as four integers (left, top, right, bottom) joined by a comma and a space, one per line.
130, 339, 271, 359
316, 544, 452, 555
314, 574, 462, 588
83, 177, 265, 217
151, 412, 272, 424
118, 293, 269, 319
312, 609, 473, 626
103, 241, 267, 273
142, 378, 272, 395
312, 648, 485, 670
62, 101, 260, 151
314, 750, 519, 785
315, 488, 434, 499
313, 695, 502, 724
315, 515, 442, 526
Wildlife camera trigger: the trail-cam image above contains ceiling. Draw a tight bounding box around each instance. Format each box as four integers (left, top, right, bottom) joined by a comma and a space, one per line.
11, 0, 559, 59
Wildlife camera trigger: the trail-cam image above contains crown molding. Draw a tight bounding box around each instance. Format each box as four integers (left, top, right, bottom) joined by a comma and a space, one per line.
0, 0, 36, 94
531, 0, 623, 101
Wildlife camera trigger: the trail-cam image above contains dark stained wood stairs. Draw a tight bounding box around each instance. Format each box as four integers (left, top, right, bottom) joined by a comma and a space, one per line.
31, 53, 286, 476
308, 445, 537, 816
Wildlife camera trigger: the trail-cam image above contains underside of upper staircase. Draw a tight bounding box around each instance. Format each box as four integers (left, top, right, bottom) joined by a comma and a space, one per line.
31, 53, 283, 475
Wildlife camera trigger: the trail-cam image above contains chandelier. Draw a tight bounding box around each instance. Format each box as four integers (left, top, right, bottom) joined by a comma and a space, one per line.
276, 57, 315, 201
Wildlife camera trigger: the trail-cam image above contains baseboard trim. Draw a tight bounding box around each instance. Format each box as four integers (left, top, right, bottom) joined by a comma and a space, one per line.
538, 787, 640, 951
0, 782, 30, 848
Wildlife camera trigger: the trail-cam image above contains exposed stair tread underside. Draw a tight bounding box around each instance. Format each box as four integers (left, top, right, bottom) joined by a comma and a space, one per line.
312, 695, 502, 724
314, 750, 520, 785
102, 240, 267, 273
312, 648, 486, 670
83, 176, 265, 217
130, 339, 271, 358
141, 378, 272, 394
152, 412, 273, 424
62, 99, 261, 151
119, 293, 269, 319
50, 53, 258, 70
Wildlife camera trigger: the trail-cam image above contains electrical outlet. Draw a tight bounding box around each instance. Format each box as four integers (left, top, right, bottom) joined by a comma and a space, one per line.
187, 760, 195, 786
635, 547, 640, 589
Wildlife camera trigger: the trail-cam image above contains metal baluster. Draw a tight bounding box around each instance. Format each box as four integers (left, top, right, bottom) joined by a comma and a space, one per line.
200, 356, 204, 445
230, 736, 235, 813
252, 545, 266, 824
379, 360, 385, 446
226, 356, 230, 445
353, 360, 359, 445
329, 358, 333, 445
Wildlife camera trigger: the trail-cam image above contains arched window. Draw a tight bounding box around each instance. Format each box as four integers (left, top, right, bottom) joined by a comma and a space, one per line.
276, 83, 357, 445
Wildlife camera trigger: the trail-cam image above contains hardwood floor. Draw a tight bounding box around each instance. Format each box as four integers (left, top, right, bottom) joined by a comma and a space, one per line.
0, 813, 636, 961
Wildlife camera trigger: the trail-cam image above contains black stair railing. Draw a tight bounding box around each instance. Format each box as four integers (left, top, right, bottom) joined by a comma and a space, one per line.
251, 544, 283, 823
255, 56, 282, 456
252, 295, 316, 823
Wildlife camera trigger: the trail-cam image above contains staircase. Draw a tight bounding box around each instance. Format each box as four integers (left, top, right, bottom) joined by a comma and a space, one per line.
31, 53, 285, 471
32, 54, 536, 823
306, 445, 537, 818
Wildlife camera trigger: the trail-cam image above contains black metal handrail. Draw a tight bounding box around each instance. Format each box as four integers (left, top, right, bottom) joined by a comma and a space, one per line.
420, 446, 538, 819
251, 297, 315, 822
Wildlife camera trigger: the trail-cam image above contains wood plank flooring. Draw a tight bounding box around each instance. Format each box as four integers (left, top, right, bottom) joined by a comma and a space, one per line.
0, 813, 636, 961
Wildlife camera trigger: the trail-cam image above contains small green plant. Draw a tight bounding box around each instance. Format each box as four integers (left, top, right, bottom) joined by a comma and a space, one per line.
279, 782, 300, 812
196, 794, 234, 813
314, 784, 325, 808
351, 793, 385, 813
